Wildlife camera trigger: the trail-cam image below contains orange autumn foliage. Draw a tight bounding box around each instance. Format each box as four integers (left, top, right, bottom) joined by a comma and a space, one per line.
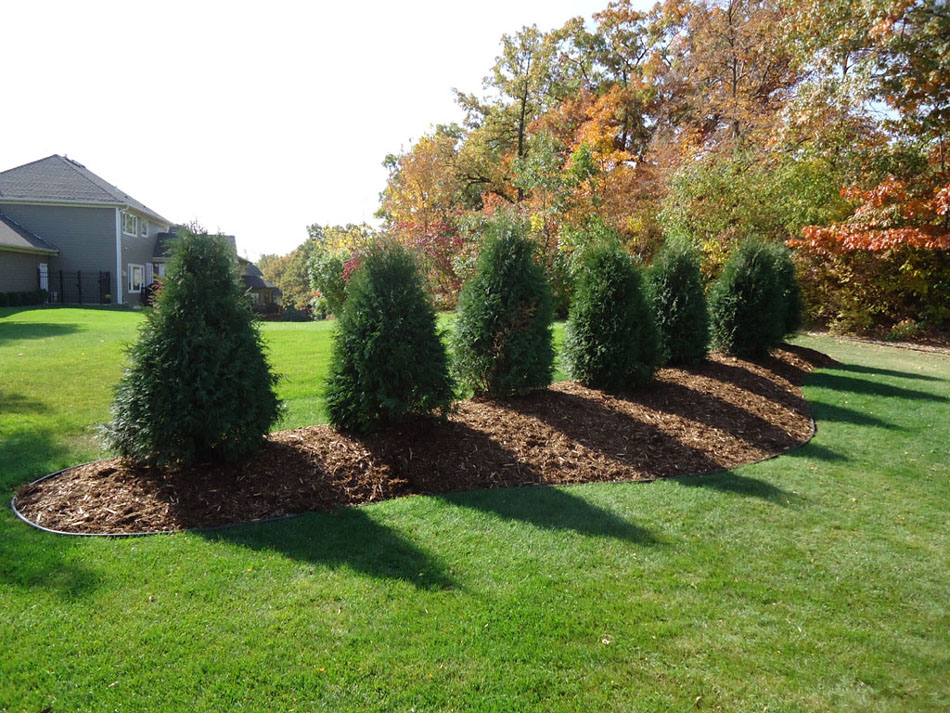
789, 178, 950, 254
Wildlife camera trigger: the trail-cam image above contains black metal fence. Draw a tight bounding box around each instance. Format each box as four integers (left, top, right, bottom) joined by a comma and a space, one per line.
47, 271, 111, 305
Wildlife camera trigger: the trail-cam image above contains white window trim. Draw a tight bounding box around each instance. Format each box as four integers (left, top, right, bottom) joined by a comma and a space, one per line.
128, 263, 145, 293
122, 211, 148, 237
122, 211, 135, 236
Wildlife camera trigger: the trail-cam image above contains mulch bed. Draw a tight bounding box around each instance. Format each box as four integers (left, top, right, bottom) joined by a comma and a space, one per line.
14, 345, 835, 535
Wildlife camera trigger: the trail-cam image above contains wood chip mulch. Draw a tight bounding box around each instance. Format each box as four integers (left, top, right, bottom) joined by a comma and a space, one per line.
13, 345, 834, 535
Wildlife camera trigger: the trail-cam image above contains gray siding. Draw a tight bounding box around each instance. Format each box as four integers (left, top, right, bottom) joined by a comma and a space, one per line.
120, 210, 170, 305
0, 250, 44, 292
0, 203, 172, 305
0, 203, 117, 300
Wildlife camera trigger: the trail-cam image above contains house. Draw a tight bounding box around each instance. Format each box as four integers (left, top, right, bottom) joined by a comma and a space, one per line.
239, 259, 283, 312
0, 155, 172, 304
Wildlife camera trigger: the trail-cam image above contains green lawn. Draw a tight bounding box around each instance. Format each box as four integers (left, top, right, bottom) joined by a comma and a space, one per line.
1, 306, 948, 712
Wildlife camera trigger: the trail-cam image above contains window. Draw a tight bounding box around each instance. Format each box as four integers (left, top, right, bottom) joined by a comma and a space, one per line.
128, 264, 145, 293
121, 211, 136, 235
122, 211, 148, 237
155, 263, 166, 278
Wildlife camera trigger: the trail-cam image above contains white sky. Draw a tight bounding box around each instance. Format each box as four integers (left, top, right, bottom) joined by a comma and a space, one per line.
1, 0, 618, 261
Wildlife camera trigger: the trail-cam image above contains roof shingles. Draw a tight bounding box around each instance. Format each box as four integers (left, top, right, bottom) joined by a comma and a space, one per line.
0, 155, 170, 224
0, 211, 59, 254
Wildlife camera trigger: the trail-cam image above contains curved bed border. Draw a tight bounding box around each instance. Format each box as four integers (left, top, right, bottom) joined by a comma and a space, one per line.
10, 411, 818, 538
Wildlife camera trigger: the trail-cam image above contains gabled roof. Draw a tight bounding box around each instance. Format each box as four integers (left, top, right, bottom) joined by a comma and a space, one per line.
0, 154, 171, 224
0, 210, 59, 255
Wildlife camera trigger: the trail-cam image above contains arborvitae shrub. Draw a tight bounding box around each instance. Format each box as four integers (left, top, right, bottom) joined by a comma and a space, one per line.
105, 230, 281, 466
764, 242, 803, 336
564, 239, 660, 390
452, 214, 554, 396
648, 238, 709, 365
324, 242, 453, 433
708, 238, 785, 357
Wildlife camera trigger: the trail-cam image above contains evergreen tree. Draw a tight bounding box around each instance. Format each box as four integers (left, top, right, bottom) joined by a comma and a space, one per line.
564, 239, 660, 390
452, 214, 554, 396
106, 229, 281, 466
764, 241, 804, 336
325, 242, 453, 433
709, 238, 786, 357
648, 238, 710, 365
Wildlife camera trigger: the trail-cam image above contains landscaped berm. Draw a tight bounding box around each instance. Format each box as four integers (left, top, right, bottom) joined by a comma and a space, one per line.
2, 307, 949, 712
14, 345, 829, 534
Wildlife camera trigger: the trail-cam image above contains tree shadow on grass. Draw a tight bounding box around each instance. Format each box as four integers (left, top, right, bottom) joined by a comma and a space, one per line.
688, 352, 908, 431
3, 430, 101, 599
200, 508, 457, 591
1, 429, 72, 493
833, 362, 946, 382
674, 470, 802, 504
439, 485, 657, 545
809, 401, 899, 430
809, 371, 948, 402
0, 321, 82, 344
0, 521, 101, 599
781, 441, 848, 462
0, 390, 48, 417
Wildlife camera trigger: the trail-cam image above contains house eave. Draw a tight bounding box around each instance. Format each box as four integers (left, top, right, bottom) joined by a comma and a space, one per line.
0, 243, 59, 256
0, 196, 171, 226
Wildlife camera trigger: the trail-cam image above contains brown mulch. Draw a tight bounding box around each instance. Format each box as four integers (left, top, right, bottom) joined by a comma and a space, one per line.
14, 345, 835, 535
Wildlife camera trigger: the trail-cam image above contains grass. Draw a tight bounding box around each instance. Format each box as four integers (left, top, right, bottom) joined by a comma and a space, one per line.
1, 306, 948, 712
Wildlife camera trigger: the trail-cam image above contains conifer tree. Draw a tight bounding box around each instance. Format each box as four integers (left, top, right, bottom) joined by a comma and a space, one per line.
709, 238, 786, 357
325, 242, 453, 432
564, 239, 660, 390
764, 241, 804, 336
452, 214, 554, 396
648, 238, 709, 365
106, 229, 281, 466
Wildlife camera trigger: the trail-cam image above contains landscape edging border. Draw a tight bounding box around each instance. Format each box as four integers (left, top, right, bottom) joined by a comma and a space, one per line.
9, 412, 819, 539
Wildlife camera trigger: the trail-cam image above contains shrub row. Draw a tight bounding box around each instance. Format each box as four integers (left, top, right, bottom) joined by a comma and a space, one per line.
326, 222, 556, 433
325, 230, 802, 432
105, 222, 803, 467
0, 289, 48, 307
